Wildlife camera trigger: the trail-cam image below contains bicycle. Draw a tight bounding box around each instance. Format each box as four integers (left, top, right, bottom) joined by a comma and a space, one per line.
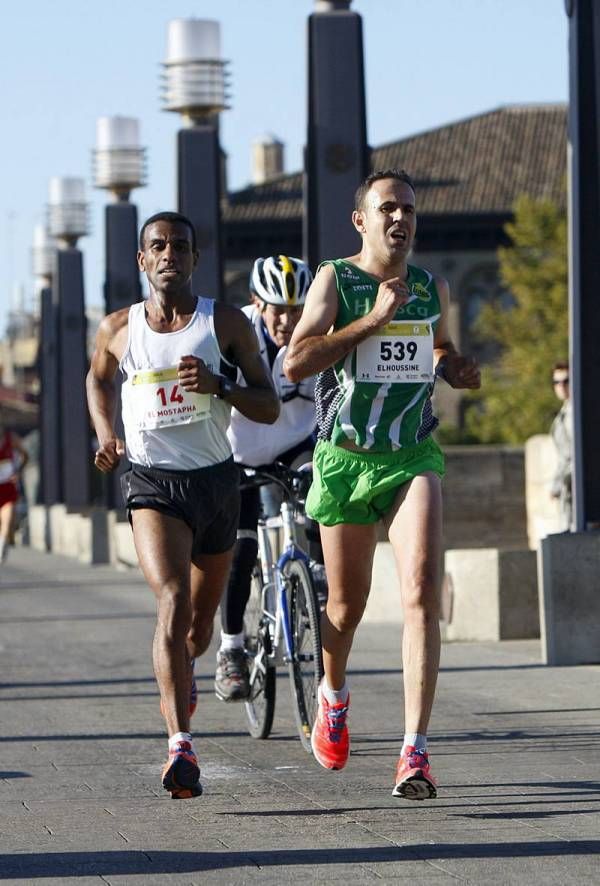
241, 463, 324, 753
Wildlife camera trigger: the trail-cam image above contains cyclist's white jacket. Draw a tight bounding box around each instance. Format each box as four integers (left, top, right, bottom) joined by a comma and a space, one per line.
227, 304, 316, 466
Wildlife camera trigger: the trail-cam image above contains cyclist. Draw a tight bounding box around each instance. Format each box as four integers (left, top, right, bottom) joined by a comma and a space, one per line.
215, 255, 324, 702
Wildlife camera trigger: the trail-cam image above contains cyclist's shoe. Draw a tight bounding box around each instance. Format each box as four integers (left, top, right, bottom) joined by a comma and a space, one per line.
214, 649, 250, 702
392, 746, 437, 800
311, 683, 350, 770
160, 671, 197, 719
161, 741, 202, 800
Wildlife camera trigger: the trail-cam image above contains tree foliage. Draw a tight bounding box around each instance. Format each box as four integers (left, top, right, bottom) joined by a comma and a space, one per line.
464, 195, 568, 443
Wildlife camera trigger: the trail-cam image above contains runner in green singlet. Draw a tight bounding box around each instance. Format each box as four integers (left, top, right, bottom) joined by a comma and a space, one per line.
284, 169, 480, 799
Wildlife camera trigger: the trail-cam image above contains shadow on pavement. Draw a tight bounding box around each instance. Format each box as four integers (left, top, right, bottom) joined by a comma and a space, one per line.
0, 612, 153, 624
2, 842, 600, 878
0, 579, 145, 591
347, 664, 547, 677
0, 730, 248, 743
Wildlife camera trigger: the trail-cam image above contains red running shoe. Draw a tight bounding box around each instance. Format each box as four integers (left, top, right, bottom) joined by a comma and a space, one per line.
392, 746, 437, 800
310, 684, 350, 770
161, 741, 202, 800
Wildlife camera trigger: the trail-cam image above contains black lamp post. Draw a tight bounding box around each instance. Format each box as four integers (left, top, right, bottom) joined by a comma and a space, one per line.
93, 115, 146, 508
47, 176, 91, 509
161, 18, 230, 299
564, 0, 600, 531
33, 223, 59, 506
305, 0, 369, 268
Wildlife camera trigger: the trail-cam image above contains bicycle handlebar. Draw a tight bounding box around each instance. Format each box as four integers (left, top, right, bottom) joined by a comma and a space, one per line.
239, 462, 312, 501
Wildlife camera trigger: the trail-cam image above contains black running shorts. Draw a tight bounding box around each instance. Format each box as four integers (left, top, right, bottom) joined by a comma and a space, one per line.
121, 458, 240, 556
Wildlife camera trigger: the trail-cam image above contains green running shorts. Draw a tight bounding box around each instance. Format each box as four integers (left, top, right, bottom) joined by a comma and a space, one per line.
305, 436, 445, 526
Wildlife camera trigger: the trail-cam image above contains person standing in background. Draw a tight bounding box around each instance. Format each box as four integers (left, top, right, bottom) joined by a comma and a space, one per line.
0, 407, 29, 563
550, 362, 572, 532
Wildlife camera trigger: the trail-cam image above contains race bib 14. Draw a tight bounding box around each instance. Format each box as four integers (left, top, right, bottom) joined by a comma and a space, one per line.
128, 367, 211, 431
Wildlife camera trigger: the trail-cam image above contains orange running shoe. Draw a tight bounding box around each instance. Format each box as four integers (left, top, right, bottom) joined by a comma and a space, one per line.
161, 741, 202, 800
310, 684, 350, 770
160, 672, 197, 719
392, 746, 437, 800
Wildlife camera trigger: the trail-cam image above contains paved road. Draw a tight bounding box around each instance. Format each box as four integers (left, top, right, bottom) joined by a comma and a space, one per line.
0, 546, 599, 884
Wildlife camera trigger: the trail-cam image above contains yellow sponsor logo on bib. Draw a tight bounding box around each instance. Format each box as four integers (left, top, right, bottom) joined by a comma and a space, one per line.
381, 322, 430, 336
132, 367, 180, 386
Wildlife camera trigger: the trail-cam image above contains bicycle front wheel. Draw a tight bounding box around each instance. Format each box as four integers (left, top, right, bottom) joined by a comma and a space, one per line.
244, 563, 276, 740
285, 559, 324, 752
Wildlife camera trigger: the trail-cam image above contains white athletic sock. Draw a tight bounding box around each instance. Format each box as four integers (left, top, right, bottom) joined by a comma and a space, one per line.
219, 631, 245, 652
321, 679, 349, 706
169, 731, 193, 751
402, 733, 428, 754
0, 539, 5, 562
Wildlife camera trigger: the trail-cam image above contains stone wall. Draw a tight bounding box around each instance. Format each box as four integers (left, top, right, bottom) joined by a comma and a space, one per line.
441, 445, 528, 550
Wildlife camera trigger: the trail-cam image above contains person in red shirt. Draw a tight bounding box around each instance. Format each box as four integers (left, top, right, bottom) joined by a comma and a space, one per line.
0, 408, 28, 563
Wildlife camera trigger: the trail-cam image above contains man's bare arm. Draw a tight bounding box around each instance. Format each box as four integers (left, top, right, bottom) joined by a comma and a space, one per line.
184, 304, 280, 424
86, 311, 128, 472
284, 264, 412, 382
433, 277, 480, 390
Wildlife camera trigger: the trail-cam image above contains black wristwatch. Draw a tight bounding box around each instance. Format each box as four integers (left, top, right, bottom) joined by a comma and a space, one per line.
215, 375, 236, 400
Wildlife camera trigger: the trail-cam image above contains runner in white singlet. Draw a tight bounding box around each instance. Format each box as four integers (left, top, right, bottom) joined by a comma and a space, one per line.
87, 212, 279, 799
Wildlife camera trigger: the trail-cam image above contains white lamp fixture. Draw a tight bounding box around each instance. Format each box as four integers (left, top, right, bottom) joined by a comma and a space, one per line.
47, 177, 89, 246
315, 0, 351, 10
161, 19, 230, 123
31, 223, 57, 281
93, 116, 146, 200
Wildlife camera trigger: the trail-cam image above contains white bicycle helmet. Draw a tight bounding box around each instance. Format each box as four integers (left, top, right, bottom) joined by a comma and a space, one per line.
250, 255, 313, 306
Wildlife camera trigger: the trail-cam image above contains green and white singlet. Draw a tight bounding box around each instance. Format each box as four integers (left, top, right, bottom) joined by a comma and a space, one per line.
316, 259, 441, 451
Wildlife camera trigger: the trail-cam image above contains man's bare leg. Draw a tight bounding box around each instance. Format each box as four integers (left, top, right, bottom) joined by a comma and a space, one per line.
0, 501, 15, 560
319, 523, 378, 689
187, 549, 234, 660
132, 509, 193, 739
386, 473, 442, 736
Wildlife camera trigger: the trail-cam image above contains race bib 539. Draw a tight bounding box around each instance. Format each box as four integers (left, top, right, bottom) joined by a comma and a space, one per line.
356, 322, 434, 383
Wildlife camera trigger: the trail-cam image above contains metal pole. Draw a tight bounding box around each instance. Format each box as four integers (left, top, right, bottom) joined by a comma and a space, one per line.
304, 0, 369, 267
39, 285, 61, 505
566, 0, 600, 530
177, 125, 223, 299
56, 248, 91, 508
104, 202, 141, 508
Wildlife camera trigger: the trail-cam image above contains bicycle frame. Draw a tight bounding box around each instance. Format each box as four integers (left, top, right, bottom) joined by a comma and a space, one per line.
256, 500, 310, 666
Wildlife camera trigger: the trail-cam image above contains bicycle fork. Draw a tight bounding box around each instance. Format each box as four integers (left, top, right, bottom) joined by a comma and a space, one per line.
257, 501, 309, 666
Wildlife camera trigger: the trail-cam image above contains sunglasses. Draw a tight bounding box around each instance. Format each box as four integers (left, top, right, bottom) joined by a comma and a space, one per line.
553, 377, 569, 385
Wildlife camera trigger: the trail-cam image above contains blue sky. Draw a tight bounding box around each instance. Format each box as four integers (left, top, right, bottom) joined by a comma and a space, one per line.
0, 0, 568, 332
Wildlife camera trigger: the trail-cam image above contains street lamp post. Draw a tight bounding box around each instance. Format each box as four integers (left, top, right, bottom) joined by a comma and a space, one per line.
564, 0, 600, 531
93, 115, 146, 508
537, 0, 600, 666
47, 176, 91, 509
304, 0, 368, 268
161, 18, 230, 299
33, 224, 59, 507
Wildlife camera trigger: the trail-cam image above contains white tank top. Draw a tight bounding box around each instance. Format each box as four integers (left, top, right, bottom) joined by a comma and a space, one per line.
227, 304, 316, 466
120, 297, 233, 469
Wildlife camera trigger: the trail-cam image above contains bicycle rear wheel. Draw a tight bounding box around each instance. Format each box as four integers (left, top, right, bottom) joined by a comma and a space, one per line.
244, 563, 276, 739
285, 559, 324, 752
